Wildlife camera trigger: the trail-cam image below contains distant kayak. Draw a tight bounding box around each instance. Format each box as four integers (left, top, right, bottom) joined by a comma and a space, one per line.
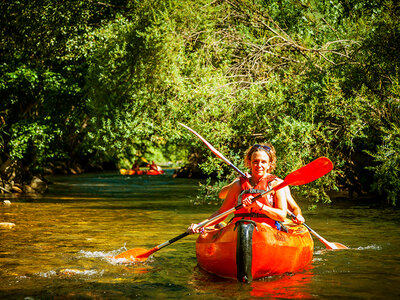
119, 169, 165, 176
146, 169, 165, 175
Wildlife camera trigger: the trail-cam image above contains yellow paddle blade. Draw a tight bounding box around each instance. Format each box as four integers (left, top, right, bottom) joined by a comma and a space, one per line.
113, 248, 149, 262
120, 169, 129, 175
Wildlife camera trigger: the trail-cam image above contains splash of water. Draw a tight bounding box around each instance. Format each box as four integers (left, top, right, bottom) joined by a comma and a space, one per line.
356, 244, 382, 251
77, 245, 127, 259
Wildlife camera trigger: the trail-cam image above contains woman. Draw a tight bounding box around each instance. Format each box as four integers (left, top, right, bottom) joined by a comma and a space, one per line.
188, 143, 299, 234
148, 161, 159, 171
218, 177, 305, 224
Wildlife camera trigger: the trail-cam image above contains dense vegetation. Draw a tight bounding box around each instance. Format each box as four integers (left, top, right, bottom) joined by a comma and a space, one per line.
1, 0, 399, 205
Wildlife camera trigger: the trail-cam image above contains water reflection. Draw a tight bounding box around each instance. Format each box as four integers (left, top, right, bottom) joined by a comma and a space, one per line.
250, 272, 313, 299
188, 265, 314, 299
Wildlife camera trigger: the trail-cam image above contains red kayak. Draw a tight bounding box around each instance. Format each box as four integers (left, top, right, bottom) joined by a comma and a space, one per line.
119, 169, 165, 176
146, 169, 165, 175
196, 219, 313, 282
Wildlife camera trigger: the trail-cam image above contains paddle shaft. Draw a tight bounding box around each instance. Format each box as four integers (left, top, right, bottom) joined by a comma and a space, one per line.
136, 232, 189, 258
195, 179, 294, 229
286, 210, 345, 249
137, 184, 282, 258
286, 211, 317, 236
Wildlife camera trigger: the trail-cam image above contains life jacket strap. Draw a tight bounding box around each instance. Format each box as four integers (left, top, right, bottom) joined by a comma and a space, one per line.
234, 212, 269, 219
237, 189, 267, 206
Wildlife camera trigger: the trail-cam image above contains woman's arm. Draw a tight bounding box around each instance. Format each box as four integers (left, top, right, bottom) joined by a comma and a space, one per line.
285, 187, 305, 223
219, 174, 249, 199
218, 180, 238, 199
261, 187, 287, 221
209, 180, 241, 223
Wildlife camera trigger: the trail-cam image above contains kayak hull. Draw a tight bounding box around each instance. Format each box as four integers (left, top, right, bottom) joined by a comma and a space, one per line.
146, 169, 165, 176
196, 220, 313, 282
119, 169, 165, 176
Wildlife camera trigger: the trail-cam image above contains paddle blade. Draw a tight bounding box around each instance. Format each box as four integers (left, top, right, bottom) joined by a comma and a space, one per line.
179, 123, 247, 177
284, 157, 333, 186
327, 242, 349, 250
113, 248, 152, 262
179, 123, 225, 160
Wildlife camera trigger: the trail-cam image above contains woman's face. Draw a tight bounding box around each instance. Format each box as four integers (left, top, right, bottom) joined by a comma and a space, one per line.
250, 150, 270, 178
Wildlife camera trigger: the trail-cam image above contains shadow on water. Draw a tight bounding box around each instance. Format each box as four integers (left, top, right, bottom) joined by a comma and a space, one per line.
1, 170, 400, 298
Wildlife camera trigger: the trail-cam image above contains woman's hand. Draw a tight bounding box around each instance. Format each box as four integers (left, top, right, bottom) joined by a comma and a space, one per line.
243, 196, 267, 213
242, 195, 254, 208
293, 214, 305, 224
186, 223, 202, 234
243, 196, 263, 212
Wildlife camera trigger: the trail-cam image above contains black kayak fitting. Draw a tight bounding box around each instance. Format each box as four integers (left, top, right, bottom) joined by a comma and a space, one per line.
235, 219, 258, 283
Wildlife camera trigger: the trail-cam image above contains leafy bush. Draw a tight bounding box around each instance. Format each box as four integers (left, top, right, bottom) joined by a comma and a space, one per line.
1, 0, 399, 205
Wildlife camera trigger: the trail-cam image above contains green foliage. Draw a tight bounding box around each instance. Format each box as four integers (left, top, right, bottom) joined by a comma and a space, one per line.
366, 124, 400, 206
0, 0, 130, 169
9, 119, 67, 168
82, 0, 234, 166
195, 177, 226, 206
1, 0, 399, 206
365, 75, 400, 205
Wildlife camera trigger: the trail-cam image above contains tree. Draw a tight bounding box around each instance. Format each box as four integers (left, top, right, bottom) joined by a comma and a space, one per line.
0, 0, 130, 171
1, 0, 399, 205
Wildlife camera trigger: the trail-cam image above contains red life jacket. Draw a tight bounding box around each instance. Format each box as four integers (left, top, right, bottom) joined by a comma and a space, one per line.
233, 175, 277, 227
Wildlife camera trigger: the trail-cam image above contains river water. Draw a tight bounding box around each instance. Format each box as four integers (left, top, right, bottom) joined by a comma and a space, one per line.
1, 170, 399, 299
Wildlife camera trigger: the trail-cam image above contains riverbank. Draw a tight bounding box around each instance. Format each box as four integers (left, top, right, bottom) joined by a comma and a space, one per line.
0, 156, 210, 197
0, 159, 49, 195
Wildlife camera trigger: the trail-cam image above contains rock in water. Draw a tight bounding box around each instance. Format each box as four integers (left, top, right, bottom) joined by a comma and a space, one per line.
0, 222, 15, 229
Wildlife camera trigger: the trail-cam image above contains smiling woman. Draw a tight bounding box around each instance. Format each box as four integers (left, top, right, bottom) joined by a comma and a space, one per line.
233, 143, 287, 226
245, 144, 275, 174
187, 143, 292, 232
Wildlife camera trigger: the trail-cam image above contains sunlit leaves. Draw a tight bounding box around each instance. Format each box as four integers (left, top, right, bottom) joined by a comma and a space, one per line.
1, 0, 399, 205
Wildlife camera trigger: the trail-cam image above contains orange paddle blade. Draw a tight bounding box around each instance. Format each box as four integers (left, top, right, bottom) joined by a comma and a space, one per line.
113, 248, 150, 262
284, 157, 333, 186
327, 242, 349, 250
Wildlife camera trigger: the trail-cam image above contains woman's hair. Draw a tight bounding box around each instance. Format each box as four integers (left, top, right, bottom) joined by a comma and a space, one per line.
244, 143, 277, 172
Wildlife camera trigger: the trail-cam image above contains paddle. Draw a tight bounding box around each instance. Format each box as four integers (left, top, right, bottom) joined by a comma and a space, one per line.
179, 123, 247, 178
180, 123, 348, 250
287, 211, 348, 250
113, 156, 332, 262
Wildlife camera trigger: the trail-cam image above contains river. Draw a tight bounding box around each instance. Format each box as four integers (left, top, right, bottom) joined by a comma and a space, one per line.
1, 170, 399, 299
